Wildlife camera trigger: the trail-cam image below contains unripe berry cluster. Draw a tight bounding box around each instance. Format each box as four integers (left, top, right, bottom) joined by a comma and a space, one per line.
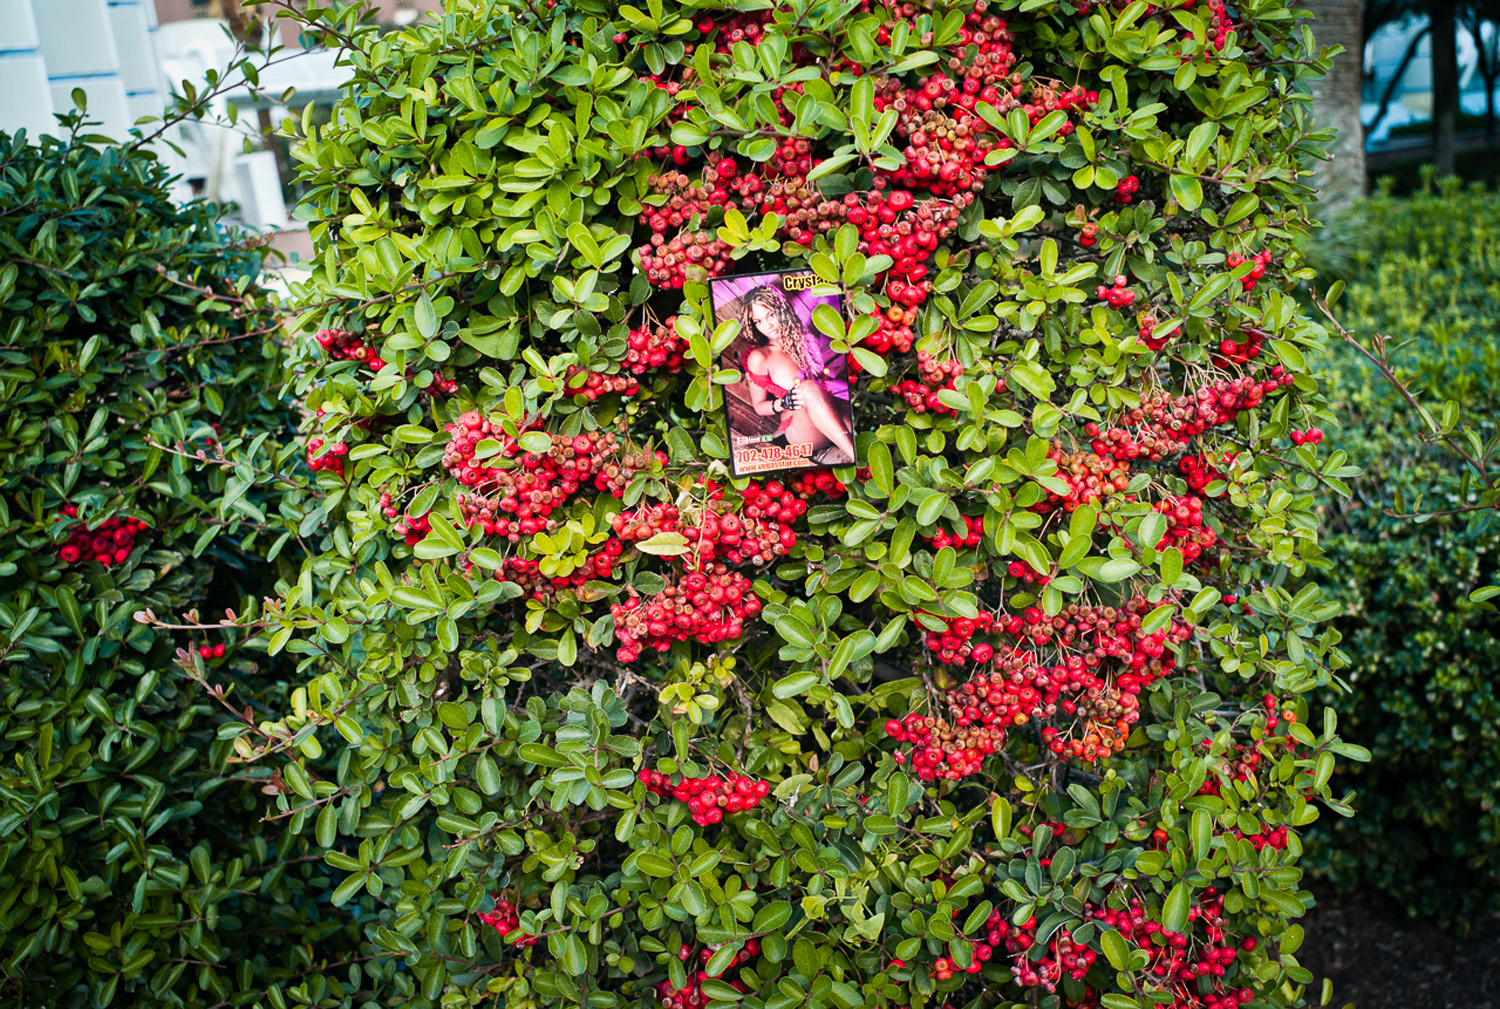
638, 767, 771, 825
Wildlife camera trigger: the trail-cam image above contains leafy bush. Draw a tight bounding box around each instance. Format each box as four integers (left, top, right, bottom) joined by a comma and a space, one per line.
1306, 175, 1500, 933
0, 129, 346, 1004
237, 0, 1361, 1006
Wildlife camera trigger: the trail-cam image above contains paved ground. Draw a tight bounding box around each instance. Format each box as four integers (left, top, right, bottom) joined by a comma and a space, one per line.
1300, 885, 1500, 1009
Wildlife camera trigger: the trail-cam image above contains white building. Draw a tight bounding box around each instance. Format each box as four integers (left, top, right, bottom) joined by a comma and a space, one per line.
0, 0, 166, 141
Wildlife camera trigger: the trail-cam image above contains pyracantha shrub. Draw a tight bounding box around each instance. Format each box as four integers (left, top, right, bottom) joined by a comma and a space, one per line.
247, 0, 1362, 1005
0, 128, 338, 1005
1302, 176, 1500, 934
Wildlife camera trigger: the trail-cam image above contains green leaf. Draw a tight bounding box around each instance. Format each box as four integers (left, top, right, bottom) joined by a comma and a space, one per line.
1009, 361, 1056, 400
772, 671, 820, 698
1162, 881, 1190, 934
1100, 926, 1131, 970
414, 293, 438, 339
753, 900, 793, 933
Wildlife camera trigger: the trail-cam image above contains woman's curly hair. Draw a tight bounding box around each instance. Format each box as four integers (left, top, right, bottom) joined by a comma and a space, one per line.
741, 284, 815, 373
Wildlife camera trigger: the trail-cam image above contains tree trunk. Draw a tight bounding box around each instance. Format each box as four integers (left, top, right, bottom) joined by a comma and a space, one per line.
1431, 0, 1458, 177
1305, 0, 1367, 214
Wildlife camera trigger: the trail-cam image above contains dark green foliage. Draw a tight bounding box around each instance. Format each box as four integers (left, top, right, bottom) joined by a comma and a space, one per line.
0, 131, 346, 1006
1308, 174, 1500, 932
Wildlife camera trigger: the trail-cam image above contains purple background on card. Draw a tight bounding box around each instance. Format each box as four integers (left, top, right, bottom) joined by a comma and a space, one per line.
711, 272, 848, 398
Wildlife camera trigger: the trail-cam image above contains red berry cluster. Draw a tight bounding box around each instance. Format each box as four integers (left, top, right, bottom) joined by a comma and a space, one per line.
927, 514, 984, 550
1079, 220, 1100, 247
1137, 310, 1172, 351
638, 768, 771, 826
638, 170, 726, 233
392, 511, 431, 547
1214, 328, 1267, 366
1195, 740, 1266, 798
892, 597, 1192, 767
787, 468, 847, 500
930, 925, 996, 979
654, 940, 762, 1009
1226, 249, 1274, 292
1151, 494, 1217, 563
895, 351, 964, 415
885, 709, 1004, 781
1038, 446, 1133, 512
54, 505, 149, 567
1040, 682, 1137, 761
479, 897, 537, 946
1096, 274, 1137, 308
501, 541, 625, 600
611, 567, 762, 663
565, 366, 640, 402
442, 418, 644, 536
315, 327, 385, 371
1083, 417, 1187, 465
1115, 174, 1142, 203
1289, 427, 1324, 446
1088, 890, 1254, 1009
374, 491, 431, 546
851, 189, 970, 293
1177, 449, 1237, 492
1006, 559, 1051, 586
1073, 367, 1294, 476
987, 908, 1098, 992
862, 302, 919, 359
607, 474, 843, 659
195, 642, 227, 660
1114, 369, 1294, 455
1200, 0, 1234, 50
625, 316, 688, 374
637, 229, 733, 289
307, 438, 348, 477
314, 327, 457, 394
612, 498, 796, 569
919, 609, 998, 665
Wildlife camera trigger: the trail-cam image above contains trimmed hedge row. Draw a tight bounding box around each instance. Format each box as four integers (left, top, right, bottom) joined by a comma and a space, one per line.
1308, 175, 1500, 933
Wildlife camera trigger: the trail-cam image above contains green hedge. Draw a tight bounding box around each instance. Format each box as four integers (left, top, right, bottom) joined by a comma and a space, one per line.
222, 0, 1360, 1006
0, 131, 352, 1004
1308, 174, 1500, 932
